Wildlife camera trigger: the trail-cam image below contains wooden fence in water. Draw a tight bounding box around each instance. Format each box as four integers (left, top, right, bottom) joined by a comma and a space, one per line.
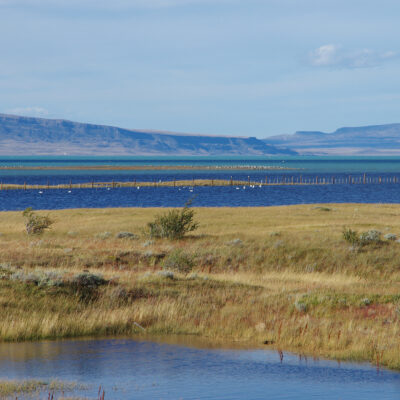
0, 174, 399, 190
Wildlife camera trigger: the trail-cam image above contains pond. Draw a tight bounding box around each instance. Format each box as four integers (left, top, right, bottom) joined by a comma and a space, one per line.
0, 338, 399, 399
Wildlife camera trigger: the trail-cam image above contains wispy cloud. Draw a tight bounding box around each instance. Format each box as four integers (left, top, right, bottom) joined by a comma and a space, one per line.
309, 44, 398, 68
5, 106, 49, 117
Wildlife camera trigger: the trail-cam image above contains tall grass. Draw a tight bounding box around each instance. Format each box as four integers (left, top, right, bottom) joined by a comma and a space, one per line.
0, 204, 399, 370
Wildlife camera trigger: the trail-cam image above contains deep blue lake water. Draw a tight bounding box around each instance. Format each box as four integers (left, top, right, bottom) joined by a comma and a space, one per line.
0, 338, 398, 400
1, 156, 400, 209
1, 184, 400, 211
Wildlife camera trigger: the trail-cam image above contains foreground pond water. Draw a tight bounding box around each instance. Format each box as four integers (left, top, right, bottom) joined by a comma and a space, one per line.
0, 338, 399, 399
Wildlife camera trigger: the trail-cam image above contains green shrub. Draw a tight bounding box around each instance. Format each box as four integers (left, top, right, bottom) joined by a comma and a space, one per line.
22, 208, 54, 235
162, 250, 194, 274
342, 228, 359, 246
147, 203, 198, 240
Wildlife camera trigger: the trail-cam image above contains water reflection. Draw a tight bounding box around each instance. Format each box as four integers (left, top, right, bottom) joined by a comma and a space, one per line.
0, 338, 398, 399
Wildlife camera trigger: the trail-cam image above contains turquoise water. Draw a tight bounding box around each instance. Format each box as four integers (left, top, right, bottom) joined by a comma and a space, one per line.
3, 155, 400, 173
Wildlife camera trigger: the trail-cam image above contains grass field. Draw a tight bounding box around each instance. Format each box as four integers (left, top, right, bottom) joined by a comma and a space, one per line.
0, 204, 399, 370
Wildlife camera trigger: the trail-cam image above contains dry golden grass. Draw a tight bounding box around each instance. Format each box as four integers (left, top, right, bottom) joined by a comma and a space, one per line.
0, 379, 87, 398
0, 204, 399, 370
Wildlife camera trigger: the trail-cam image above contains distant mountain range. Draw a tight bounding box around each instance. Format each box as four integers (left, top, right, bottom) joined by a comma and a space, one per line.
0, 114, 295, 156
1, 113, 400, 156
262, 124, 400, 155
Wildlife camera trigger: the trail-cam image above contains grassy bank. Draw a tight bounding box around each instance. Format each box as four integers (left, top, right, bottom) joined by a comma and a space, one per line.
0, 205, 399, 370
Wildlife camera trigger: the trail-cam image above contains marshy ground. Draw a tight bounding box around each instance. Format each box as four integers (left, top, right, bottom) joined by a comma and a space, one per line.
0, 204, 399, 370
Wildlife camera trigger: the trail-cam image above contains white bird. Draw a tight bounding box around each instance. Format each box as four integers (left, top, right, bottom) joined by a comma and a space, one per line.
38, 191, 43, 194
68, 190, 71, 193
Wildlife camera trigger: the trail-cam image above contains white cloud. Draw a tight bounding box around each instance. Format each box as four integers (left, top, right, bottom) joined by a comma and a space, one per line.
309, 44, 398, 68
5, 106, 49, 117
309, 44, 339, 67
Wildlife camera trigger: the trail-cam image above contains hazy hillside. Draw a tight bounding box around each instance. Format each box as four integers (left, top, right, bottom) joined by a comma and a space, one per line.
0, 114, 296, 156
263, 124, 400, 155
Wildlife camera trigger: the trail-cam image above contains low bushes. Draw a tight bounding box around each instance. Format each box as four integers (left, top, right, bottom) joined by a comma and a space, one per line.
6, 267, 107, 293
343, 228, 383, 247
359, 230, 381, 244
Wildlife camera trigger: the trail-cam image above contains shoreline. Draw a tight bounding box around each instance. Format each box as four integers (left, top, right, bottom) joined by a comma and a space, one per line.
0, 204, 399, 370
1, 333, 395, 373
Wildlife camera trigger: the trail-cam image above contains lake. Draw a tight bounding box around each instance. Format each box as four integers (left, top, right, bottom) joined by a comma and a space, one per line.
1, 156, 400, 210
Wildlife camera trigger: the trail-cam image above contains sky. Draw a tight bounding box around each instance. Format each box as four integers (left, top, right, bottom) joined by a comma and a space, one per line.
0, 0, 400, 137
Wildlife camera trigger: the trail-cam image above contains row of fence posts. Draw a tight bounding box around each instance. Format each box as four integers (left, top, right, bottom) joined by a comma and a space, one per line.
0, 173, 399, 190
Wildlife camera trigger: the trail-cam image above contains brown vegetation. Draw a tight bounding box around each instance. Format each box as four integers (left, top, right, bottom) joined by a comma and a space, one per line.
0, 204, 399, 370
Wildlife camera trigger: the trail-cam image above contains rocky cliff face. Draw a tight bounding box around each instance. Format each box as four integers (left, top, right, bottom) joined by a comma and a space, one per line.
0, 114, 296, 156
263, 124, 400, 155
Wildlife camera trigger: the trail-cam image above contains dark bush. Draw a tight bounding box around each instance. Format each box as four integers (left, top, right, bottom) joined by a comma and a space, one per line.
68, 272, 108, 302
69, 272, 107, 289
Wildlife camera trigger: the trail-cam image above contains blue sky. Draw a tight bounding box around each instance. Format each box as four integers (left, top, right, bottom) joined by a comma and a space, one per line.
0, 0, 399, 137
